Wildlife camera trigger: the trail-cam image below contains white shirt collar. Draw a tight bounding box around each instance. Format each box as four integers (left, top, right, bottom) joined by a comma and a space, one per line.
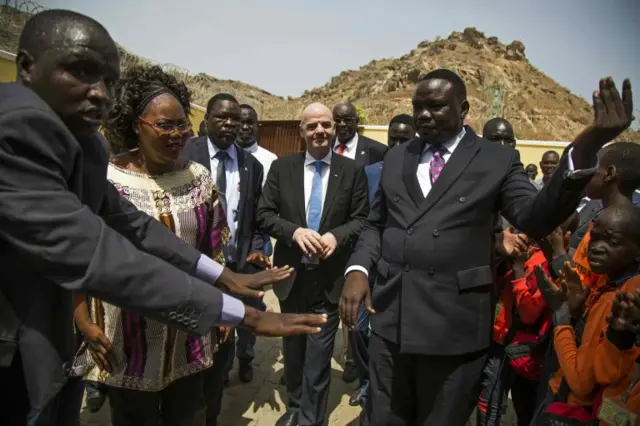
423, 127, 466, 155
304, 149, 332, 167
240, 140, 258, 154
208, 137, 237, 160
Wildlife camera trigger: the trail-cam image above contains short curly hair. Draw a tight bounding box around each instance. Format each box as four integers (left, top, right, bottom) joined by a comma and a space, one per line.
104, 65, 191, 151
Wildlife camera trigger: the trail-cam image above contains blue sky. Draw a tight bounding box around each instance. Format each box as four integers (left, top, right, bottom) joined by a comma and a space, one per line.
38, 0, 639, 120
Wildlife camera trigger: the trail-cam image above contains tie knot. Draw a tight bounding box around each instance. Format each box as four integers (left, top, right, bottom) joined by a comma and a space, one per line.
215, 150, 228, 160
314, 161, 325, 173
429, 144, 447, 157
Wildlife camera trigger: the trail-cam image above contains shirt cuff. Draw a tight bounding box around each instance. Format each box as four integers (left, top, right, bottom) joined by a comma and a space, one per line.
195, 254, 224, 284
345, 265, 369, 278
566, 147, 599, 179
220, 294, 245, 326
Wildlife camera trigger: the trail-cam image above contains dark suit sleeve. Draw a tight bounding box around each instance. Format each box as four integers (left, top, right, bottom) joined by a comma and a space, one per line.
346, 165, 387, 274
256, 160, 300, 245
248, 161, 266, 255
0, 108, 225, 335
99, 183, 201, 274
500, 150, 590, 239
328, 167, 368, 247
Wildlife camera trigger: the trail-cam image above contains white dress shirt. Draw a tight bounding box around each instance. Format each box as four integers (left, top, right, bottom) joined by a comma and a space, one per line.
241, 141, 278, 187
333, 133, 358, 161
304, 150, 332, 215
208, 138, 241, 262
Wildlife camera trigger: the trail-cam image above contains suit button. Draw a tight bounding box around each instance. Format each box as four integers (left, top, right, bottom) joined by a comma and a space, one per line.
190, 320, 198, 329
407, 228, 413, 235
427, 268, 435, 276
432, 229, 439, 237
459, 196, 466, 203
168, 312, 177, 320
404, 264, 410, 272
177, 314, 185, 322
393, 196, 400, 203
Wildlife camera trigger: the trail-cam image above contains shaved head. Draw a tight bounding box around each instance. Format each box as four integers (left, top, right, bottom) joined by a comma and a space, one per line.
301, 102, 333, 123
300, 102, 334, 160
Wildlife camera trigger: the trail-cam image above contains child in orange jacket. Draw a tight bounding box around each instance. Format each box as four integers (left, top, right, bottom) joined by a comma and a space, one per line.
533, 204, 640, 424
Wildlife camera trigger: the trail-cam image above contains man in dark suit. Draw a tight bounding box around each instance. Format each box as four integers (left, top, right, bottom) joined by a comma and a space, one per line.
340, 69, 634, 425
181, 93, 269, 424
332, 102, 388, 167
257, 102, 369, 426
0, 10, 327, 425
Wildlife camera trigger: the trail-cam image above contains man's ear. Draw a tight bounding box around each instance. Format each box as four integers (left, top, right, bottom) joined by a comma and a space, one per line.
603, 165, 617, 184
16, 49, 36, 85
460, 100, 470, 121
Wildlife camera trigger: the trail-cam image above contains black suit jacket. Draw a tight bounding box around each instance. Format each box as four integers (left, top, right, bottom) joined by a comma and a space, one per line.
347, 128, 590, 355
0, 83, 228, 410
181, 137, 265, 272
256, 152, 369, 303
570, 199, 603, 249
334, 134, 388, 167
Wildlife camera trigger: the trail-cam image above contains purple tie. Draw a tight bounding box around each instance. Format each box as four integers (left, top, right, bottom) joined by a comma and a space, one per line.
429, 145, 447, 185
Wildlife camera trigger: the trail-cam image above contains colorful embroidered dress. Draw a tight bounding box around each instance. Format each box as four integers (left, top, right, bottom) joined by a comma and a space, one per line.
73, 161, 230, 391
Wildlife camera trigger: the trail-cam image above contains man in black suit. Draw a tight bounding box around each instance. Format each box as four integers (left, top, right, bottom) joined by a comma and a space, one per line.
181, 93, 269, 424
257, 102, 369, 426
340, 69, 634, 425
0, 10, 327, 425
333, 102, 388, 167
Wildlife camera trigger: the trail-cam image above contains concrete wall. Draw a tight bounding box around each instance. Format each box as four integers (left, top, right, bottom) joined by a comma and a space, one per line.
361, 125, 568, 179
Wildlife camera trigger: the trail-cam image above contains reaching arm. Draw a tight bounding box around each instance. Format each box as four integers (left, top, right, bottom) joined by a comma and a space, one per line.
256, 161, 300, 244
0, 108, 232, 335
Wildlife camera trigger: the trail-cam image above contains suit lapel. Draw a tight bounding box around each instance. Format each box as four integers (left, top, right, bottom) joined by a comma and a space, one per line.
354, 136, 367, 167
320, 158, 344, 229
237, 147, 248, 226
403, 138, 425, 208
289, 153, 307, 226
196, 137, 211, 173
414, 131, 479, 221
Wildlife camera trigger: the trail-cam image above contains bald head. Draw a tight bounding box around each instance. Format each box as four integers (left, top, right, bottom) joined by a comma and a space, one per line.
300, 103, 335, 160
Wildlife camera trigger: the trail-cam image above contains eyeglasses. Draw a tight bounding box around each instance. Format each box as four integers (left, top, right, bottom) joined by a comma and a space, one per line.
138, 117, 192, 135
334, 117, 356, 125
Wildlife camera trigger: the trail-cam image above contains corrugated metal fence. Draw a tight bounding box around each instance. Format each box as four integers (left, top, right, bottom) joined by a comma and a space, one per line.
258, 120, 303, 157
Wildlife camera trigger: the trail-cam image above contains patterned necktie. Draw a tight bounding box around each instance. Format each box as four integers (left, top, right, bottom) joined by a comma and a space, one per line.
429, 145, 447, 185
215, 150, 228, 213
307, 161, 324, 232
336, 143, 347, 156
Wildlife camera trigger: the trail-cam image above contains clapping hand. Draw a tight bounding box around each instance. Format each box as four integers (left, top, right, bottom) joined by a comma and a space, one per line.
496, 227, 528, 258
607, 289, 640, 335
539, 227, 569, 262
560, 261, 589, 319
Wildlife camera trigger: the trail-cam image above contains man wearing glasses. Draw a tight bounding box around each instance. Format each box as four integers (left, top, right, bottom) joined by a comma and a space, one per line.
332, 102, 388, 167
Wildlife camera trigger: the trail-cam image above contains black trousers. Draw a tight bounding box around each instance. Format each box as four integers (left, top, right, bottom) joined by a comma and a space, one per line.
363, 331, 488, 426
280, 267, 341, 426
108, 371, 206, 426
202, 337, 234, 426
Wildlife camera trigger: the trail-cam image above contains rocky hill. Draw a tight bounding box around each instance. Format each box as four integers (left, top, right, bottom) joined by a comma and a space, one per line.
0, 4, 636, 141
270, 27, 638, 141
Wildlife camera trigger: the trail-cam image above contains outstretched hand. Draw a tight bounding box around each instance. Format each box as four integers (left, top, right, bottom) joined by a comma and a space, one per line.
241, 306, 328, 337
219, 266, 294, 298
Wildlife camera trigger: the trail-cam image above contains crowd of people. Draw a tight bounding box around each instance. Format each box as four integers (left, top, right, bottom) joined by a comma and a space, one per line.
0, 8, 639, 426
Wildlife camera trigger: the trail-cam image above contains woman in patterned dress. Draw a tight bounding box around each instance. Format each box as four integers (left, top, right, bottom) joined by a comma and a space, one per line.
72, 65, 230, 426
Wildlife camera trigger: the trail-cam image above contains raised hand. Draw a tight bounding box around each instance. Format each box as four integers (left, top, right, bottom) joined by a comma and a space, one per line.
218, 266, 294, 298
572, 78, 634, 168
241, 306, 328, 337
340, 271, 375, 329
496, 227, 528, 258
539, 227, 568, 262
246, 252, 272, 269
562, 261, 589, 319
535, 265, 566, 311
